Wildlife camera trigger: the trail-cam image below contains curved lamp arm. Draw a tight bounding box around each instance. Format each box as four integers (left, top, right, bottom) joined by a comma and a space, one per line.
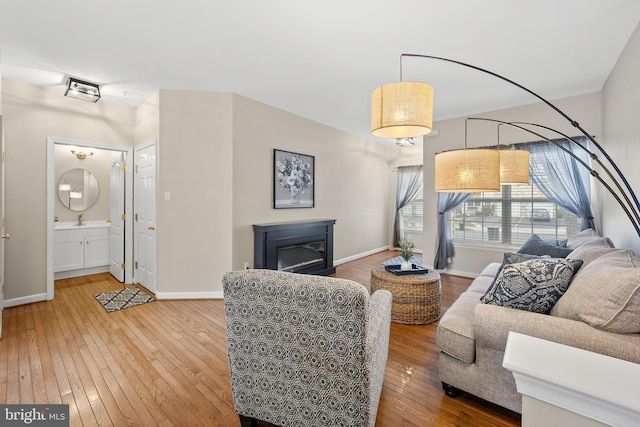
509, 121, 640, 226
466, 117, 640, 237
400, 54, 640, 218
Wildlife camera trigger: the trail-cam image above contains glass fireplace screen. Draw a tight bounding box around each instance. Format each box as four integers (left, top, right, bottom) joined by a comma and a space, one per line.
277, 241, 326, 273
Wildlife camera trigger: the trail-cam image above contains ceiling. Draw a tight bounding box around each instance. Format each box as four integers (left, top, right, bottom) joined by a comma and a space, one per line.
2, 1, 640, 145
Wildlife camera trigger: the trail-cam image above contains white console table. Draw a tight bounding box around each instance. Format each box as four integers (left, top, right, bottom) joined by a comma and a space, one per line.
503, 331, 640, 427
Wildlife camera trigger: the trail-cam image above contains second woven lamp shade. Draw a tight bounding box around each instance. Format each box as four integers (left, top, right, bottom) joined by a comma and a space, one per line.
435, 149, 501, 192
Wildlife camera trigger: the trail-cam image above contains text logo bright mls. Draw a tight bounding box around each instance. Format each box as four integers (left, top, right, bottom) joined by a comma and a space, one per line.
1, 405, 69, 426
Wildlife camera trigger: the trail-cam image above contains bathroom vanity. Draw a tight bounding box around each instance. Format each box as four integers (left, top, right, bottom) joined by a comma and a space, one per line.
54, 221, 111, 279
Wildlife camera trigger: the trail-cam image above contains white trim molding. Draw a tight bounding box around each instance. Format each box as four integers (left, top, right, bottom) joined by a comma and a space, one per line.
4, 293, 47, 308
503, 332, 640, 427
334, 246, 389, 266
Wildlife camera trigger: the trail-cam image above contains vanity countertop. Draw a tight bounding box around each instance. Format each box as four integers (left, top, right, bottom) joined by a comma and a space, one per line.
55, 221, 111, 230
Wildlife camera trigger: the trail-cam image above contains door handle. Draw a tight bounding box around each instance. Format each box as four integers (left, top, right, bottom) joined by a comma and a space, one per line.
1, 233, 9, 239
106, 218, 112, 223
148, 225, 156, 231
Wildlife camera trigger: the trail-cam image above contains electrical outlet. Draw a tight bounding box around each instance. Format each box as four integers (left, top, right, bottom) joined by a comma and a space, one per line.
244, 262, 250, 270
357, 237, 361, 245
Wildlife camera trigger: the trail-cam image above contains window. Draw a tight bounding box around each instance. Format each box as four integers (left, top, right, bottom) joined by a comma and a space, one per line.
394, 165, 423, 249
401, 189, 423, 247
448, 182, 581, 247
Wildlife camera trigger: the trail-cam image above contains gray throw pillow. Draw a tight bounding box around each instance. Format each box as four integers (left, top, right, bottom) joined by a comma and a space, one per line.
566, 228, 601, 250
481, 258, 583, 314
566, 237, 616, 272
552, 250, 640, 333
517, 234, 573, 258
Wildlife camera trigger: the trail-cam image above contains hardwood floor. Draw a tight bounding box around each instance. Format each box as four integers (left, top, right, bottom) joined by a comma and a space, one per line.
0, 251, 520, 426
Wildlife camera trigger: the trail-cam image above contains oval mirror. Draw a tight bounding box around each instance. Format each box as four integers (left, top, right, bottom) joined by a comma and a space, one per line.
57, 168, 100, 211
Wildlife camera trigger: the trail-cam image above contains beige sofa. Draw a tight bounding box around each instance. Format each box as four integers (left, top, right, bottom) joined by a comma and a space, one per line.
436, 229, 640, 413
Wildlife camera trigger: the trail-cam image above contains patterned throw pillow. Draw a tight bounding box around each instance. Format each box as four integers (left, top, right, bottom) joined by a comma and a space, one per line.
480, 252, 549, 302
517, 234, 573, 258
481, 258, 583, 314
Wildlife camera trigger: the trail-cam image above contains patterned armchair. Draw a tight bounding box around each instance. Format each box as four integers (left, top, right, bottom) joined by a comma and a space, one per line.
223, 269, 392, 427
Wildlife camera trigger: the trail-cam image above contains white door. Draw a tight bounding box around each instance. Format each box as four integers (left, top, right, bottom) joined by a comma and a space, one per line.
134, 142, 156, 294
0, 117, 5, 337
109, 152, 126, 282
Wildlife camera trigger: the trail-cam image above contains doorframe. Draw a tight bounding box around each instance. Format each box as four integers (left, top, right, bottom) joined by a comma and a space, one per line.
46, 137, 134, 300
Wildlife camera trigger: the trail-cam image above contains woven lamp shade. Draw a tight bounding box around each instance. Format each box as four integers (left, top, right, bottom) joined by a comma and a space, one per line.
499, 149, 530, 185
435, 149, 501, 192
370, 81, 433, 138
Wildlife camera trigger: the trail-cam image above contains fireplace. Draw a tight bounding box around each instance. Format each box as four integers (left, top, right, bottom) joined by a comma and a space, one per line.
253, 220, 336, 275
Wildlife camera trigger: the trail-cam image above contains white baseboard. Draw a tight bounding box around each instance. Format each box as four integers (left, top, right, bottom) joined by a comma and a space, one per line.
334, 246, 390, 265
155, 291, 224, 300
441, 268, 477, 279
54, 266, 110, 280
4, 293, 48, 308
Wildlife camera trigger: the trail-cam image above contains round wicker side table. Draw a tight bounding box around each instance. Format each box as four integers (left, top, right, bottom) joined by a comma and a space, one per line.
370, 266, 442, 325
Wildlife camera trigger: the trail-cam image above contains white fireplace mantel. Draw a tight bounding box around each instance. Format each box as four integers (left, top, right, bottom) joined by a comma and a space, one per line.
503, 331, 640, 427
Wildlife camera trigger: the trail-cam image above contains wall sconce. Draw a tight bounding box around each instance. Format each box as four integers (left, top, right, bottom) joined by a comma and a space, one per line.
71, 150, 93, 159
64, 77, 101, 103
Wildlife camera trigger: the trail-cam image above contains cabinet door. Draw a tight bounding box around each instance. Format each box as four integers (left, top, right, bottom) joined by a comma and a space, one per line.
54, 236, 84, 272
85, 234, 111, 268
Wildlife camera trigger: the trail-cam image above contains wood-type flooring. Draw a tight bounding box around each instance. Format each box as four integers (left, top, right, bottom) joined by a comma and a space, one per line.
0, 250, 520, 426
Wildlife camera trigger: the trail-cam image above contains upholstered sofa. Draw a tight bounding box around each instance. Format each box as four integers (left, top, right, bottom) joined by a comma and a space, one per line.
436, 229, 640, 413
223, 269, 392, 427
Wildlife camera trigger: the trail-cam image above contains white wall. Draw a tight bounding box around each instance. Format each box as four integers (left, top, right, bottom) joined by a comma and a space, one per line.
231, 94, 390, 272
135, 91, 160, 145
423, 92, 602, 276
155, 90, 234, 296
602, 22, 640, 255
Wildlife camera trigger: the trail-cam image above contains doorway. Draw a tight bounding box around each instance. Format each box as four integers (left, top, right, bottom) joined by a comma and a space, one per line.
46, 138, 134, 300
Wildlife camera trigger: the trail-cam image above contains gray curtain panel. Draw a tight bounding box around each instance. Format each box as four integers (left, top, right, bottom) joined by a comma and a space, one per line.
434, 192, 471, 269
521, 136, 595, 231
393, 165, 423, 247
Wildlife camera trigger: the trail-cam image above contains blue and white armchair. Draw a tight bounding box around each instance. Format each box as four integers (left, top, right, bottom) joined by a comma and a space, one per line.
223, 269, 392, 427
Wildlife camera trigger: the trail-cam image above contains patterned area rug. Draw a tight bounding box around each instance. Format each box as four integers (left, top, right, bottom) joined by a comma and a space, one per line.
94, 286, 154, 313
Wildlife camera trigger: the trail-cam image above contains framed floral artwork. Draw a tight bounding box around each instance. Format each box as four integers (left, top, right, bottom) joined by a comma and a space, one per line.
273, 149, 315, 209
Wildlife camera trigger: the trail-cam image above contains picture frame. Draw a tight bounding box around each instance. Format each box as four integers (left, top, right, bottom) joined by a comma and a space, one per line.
273, 149, 315, 209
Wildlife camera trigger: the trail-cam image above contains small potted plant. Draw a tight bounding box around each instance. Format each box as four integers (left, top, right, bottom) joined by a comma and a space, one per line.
399, 240, 415, 270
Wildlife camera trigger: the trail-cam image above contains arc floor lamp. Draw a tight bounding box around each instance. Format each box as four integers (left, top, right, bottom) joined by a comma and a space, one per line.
370, 54, 640, 238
